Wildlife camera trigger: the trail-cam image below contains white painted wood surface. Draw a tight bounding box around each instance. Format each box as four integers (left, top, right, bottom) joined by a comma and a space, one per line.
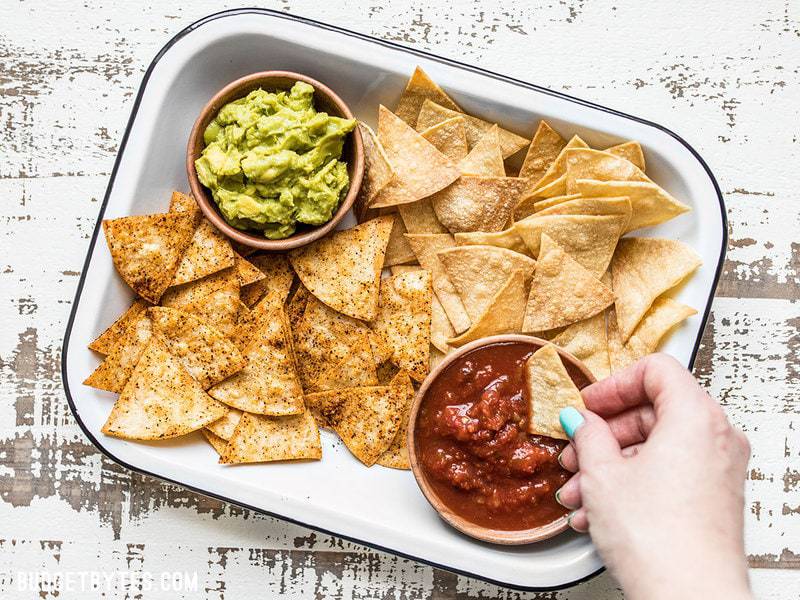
0, 1, 797, 598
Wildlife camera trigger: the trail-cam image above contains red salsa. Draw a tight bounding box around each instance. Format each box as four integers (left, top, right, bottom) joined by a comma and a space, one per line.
415, 342, 569, 530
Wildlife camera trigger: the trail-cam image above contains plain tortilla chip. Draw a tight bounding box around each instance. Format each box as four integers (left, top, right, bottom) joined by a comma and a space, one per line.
405, 233, 471, 334
431, 175, 527, 233
220, 410, 322, 464
551, 312, 611, 380
234, 253, 266, 287
430, 347, 446, 371
605, 141, 646, 171
383, 212, 419, 266
377, 370, 416, 469
354, 122, 397, 219
524, 344, 586, 440
103, 212, 195, 303
394, 66, 462, 125
83, 312, 152, 393
206, 407, 242, 440
563, 148, 650, 194
611, 237, 702, 343
88, 298, 149, 355
513, 193, 582, 222
148, 307, 246, 389
430, 292, 455, 354
208, 308, 304, 415
240, 253, 294, 308
535, 195, 632, 219
372, 270, 432, 382
203, 429, 230, 456
458, 125, 505, 176
101, 336, 226, 440
454, 229, 532, 257
289, 215, 393, 320
398, 200, 448, 234
523, 234, 614, 332
420, 116, 469, 161
416, 99, 529, 158
438, 245, 536, 322
519, 121, 567, 182
530, 135, 589, 193
172, 219, 236, 286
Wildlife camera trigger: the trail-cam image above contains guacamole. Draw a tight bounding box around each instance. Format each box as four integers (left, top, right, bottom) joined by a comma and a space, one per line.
195, 81, 356, 239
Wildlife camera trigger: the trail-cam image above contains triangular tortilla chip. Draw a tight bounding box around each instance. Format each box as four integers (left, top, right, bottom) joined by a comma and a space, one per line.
203, 429, 230, 456
524, 344, 586, 440
515, 193, 583, 220
611, 237, 702, 342
405, 233, 471, 334
574, 179, 691, 233
530, 135, 589, 192
208, 308, 304, 415
168, 190, 201, 223
416, 99, 529, 158
377, 370, 416, 469
519, 121, 567, 182
563, 148, 650, 193
430, 347, 446, 371
453, 229, 532, 257
522, 234, 615, 332
448, 270, 526, 347
383, 211, 418, 266
431, 176, 527, 233
398, 200, 448, 234
430, 292, 455, 354
394, 66, 462, 125
372, 270, 432, 382
234, 253, 266, 287
172, 219, 236, 286
83, 312, 152, 393
605, 141, 645, 171
420, 116, 469, 161
148, 306, 246, 389
88, 299, 149, 355
101, 336, 227, 440
354, 122, 397, 219
312, 341, 379, 392
220, 410, 322, 464
160, 266, 237, 309
240, 254, 294, 308
231, 300, 256, 351
370, 106, 460, 208
206, 407, 242, 440
179, 276, 241, 340
438, 245, 536, 321
551, 312, 611, 380
288, 215, 393, 320
103, 212, 195, 303
458, 125, 505, 176
286, 283, 311, 329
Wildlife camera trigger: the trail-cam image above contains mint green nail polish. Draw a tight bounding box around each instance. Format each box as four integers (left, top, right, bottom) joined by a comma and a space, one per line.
555, 488, 565, 507
559, 407, 584, 439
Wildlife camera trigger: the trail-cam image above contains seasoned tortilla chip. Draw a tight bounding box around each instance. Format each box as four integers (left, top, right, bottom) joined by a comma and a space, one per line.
530, 135, 589, 192
289, 215, 393, 320
179, 277, 241, 340
519, 121, 567, 182
312, 340, 379, 392
206, 407, 242, 440
220, 410, 322, 464
453, 229, 532, 257
208, 308, 304, 415
148, 306, 246, 389
234, 253, 266, 287
563, 148, 650, 194
416, 99, 529, 158
354, 122, 397, 219
523, 234, 614, 332
377, 370, 416, 469
394, 66, 462, 125
605, 141, 645, 171
203, 429, 230, 456
160, 266, 238, 309
448, 270, 526, 347
372, 270, 432, 382
524, 344, 586, 440
101, 336, 227, 440
240, 254, 294, 308
458, 125, 505, 176
611, 237, 702, 342
398, 200, 448, 234
83, 312, 152, 393
103, 212, 195, 303
383, 212, 418, 266
431, 175, 527, 233
405, 233, 471, 334
438, 245, 536, 322
286, 283, 311, 329
420, 116, 469, 161
231, 300, 256, 351
172, 219, 235, 286
89, 298, 149, 355
168, 190, 201, 223
551, 312, 611, 380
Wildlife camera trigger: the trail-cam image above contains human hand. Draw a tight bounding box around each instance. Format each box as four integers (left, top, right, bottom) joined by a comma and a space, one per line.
555, 353, 752, 600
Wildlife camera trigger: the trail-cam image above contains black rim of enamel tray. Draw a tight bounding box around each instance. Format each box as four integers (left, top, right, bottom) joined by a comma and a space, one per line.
61, 7, 728, 593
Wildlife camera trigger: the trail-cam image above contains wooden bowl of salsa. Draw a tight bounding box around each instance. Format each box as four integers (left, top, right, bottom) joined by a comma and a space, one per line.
407, 334, 596, 545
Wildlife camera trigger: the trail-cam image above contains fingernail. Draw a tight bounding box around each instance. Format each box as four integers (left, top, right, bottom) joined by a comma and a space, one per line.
557, 450, 566, 469
555, 488, 565, 507
559, 407, 584, 439
567, 511, 585, 532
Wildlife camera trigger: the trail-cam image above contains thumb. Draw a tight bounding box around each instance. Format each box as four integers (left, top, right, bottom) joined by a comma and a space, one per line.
560, 407, 622, 470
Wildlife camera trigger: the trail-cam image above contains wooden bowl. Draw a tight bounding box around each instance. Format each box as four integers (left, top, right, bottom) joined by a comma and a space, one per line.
407, 334, 596, 545
186, 71, 364, 251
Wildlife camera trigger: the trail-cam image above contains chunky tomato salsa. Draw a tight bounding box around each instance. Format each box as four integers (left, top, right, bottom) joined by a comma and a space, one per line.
415, 342, 569, 530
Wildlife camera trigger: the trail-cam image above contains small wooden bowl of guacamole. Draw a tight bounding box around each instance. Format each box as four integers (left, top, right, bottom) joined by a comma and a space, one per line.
187, 71, 364, 250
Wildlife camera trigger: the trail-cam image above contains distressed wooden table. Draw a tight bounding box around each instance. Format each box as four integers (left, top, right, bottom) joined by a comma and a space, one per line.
1, 1, 797, 598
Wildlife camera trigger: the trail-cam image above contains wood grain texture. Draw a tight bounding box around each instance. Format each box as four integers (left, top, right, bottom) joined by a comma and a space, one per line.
0, 0, 798, 598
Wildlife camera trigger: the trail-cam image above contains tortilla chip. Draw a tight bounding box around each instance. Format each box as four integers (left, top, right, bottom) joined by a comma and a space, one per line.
168, 191, 201, 222
515, 193, 582, 220
148, 306, 246, 389
430, 347, 446, 371
453, 229, 532, 257
438, 245, 536, 322
160, 266, 238, 309
203, 429, 230, 456
431, 175, 527, 233
83, 312, 152, 393
289, 215, 393, 320
372, 270, 432, 382
416, 99, 529, 158
208, 308, 304, 415
354, 122, 397, 219
405, 233, 471, 334
377, 370, 416, 469
179, 277, 241, 340
551, 312, 610, 380
101, 336, 227, 440
88, 299, 149, 355
535, 195, 632, 219
392, 263, 452, 352
458, 125, 505, 176
239, 254, 294, 308
286, 283, 310, 329
519, 121, 567, 182
523, 234, 615, 332
172, 219, 236, 286
611, 237, 702, 342
312, 340, 379, 392
234, 253, 265, 287
220, 410, 322, 464
370, 106, 460, 208
394, 66, 462, 125
398, 200, 448, 234
420, 116, 469, 161
605, 141, 645, 171
103, 212, 195, 303
383, 212, 418, 266
206, 407, 243, 440
563, 148, 650, 194
530, 135, 589, 192
524, 344, 586, 440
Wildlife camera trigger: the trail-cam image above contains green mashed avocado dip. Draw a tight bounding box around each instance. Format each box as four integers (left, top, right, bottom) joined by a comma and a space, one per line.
195, 81, 356, 239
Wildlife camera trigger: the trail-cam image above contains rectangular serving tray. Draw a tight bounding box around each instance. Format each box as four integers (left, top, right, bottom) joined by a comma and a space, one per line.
62, 8, 726, 591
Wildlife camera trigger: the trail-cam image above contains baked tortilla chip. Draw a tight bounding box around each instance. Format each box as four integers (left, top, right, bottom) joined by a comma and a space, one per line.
83, 312, 152, 393
453, 229, 532, 257
168, 190, 201, 222
179, 276, 241, 340
221, 410, 322, 464
529, 135, 589, 193
515, 193, 583, 221
289, 215, 393, 320
420, 116, 469, 161
551, 312, 611, 380
312, 340, 379, 392
234, 253, 266, 287
605, 140, 646, 171
523, 234, 614, 332
103, 212, 195, 303
160, 266, 237, 309
354, 122, 397, 219
383, 212, 419, 266
377, 370, 416, 469
101, 336, 227, 440
431, 175, 527, 233
208, 308, 304, 415
203, 429, 230, 456
240, 253, 294, 308
519, 121, 567, 182
286, 283, 311, 329
458, 125, 505, 176
394, 66, 462, 125
430, 347, 446, 371
172, 219, 236, 286
611, 237, 702, 342
206, 407, 243, 440
563, 148, 650, 193
524, 344, 586, 440
88, 298, 149, 355
430, 292, 455, 354
398, 200, 448, 234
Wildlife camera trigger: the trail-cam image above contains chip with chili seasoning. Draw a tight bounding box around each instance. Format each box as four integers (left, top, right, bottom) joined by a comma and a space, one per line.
220, 410, 322, 464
